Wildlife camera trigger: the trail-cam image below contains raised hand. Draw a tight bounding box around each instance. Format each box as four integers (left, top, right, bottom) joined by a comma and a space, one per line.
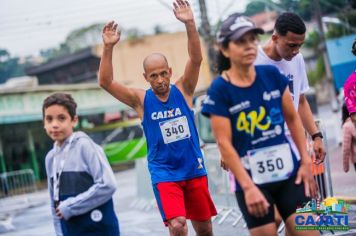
173, 0, 194, 24
102, 21, 121, 47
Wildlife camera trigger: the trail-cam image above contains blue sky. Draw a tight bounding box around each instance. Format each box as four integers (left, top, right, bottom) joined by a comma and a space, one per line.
0, 0, 249, 57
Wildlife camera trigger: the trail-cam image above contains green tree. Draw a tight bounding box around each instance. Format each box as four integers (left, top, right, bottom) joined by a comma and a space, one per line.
326, 10, 356, 38
275, 0, 351, 20
40, 23, 104, 61
307, 56, 325, 86
0, 49, 10, 62
65, 23, 104, 52
154, 25, 165, 35
244, 0, 352, 21
244, 1, 268, 16
304, 31, 320, 51
40, 23, 146, 61
40, 43, 71, 61
0, 49, 25, 83
124, 28, 145, 41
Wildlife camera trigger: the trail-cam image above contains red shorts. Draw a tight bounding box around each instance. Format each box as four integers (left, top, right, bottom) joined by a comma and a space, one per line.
153, 176, 217, 224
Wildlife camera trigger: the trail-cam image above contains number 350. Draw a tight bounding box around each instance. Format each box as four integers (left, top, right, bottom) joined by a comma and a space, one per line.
256, 158, 284, 173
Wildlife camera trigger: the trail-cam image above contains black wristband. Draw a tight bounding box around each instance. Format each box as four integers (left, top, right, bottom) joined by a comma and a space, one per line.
311, 131, 323, 141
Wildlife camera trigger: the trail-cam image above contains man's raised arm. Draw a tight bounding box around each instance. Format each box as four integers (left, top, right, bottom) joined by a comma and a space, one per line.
174, 0, 202, 98
98, 21, 144, 115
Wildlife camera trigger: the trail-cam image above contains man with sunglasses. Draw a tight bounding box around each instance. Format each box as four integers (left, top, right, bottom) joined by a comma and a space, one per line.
98, 1, 216, 235
255, 12, 325, 234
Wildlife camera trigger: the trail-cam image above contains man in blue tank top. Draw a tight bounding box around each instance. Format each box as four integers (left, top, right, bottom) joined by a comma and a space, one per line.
98, 1, 217, 235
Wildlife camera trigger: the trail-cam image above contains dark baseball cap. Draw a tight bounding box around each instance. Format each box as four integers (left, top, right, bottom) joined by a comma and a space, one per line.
216, 13, 264, 44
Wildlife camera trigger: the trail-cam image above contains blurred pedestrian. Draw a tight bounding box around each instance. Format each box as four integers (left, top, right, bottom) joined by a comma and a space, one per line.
98, 1, 216, 235
342, 39, 356, 173
0, 173, 9, 196
202, 13, 318, 236
255, 12, 325, 165
343, 38, 356, 122
342, 102, 356, 173
43, 93, 119, 236
342, 102, 350, 125
255, 12, 326, 231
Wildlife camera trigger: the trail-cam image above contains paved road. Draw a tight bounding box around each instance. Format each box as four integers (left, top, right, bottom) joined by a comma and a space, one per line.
1, 104, 356, 235
1, 167, 356, 236
0, 168, 253, 236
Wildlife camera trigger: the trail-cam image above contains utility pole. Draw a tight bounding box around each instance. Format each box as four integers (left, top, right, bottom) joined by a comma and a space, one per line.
313, 0, 337, 108
197, 0, 216, 76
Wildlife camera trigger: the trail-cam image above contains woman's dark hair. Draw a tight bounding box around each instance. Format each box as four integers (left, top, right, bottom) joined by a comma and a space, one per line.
275, 12, 306, 36
42, 93, 77, 119
352, 39, 356, 56
342, 102, 350, 125
215, 40, 231, 74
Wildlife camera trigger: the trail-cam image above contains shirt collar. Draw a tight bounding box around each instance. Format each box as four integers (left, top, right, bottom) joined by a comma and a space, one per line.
53, 132, 76, 153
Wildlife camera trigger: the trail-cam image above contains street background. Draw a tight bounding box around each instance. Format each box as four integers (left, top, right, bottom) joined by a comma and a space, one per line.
1, 104, 356, 236
0, 0, 355, 235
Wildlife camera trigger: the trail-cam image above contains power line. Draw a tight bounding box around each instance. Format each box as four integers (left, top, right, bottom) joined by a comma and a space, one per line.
0, 0, 241, 56
0, 0, 159, 24
0, 0, 202, 27
0, 13, 190, 39
0, 18, 192, 39
0, 3, 203, 36
156, 0, 172, 10
0, 4, 168, 29
0, 2, 202, 35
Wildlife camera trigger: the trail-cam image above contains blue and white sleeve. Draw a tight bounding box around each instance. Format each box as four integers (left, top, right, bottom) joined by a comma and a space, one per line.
58, 139, 117, 220
45, 156, 63, 236
201, 79, 230, 118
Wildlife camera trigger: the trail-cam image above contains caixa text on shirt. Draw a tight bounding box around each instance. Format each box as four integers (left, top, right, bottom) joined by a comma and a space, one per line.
151, 108, 182, 120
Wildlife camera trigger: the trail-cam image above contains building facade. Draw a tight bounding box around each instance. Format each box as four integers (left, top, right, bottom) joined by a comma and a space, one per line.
0, 31, 213, 180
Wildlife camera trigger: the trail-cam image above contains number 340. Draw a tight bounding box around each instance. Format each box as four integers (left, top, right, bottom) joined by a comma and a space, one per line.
165, 125, 184, 137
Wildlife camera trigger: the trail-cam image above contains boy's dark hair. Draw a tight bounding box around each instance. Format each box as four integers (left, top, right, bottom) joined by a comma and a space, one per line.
42, 93, 77, 119
352, 39, 356, 56
275, 12, 306, 36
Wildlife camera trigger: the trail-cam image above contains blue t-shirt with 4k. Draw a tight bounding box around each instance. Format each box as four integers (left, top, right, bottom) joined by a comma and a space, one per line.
202, 65, 300, 189
142, 85, 206, 184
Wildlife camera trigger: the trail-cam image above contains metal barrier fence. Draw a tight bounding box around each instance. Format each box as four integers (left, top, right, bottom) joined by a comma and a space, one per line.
307, 119, 333, 200
131, 158, 156, 210
203, 143, 247, 227
133, 119, 333, 232
0, 169, 37, 198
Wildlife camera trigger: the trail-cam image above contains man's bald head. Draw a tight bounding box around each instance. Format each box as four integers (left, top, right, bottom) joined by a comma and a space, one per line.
143, 53, 169, 72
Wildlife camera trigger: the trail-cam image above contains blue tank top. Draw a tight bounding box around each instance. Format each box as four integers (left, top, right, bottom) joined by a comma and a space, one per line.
142, 85, 206, 184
